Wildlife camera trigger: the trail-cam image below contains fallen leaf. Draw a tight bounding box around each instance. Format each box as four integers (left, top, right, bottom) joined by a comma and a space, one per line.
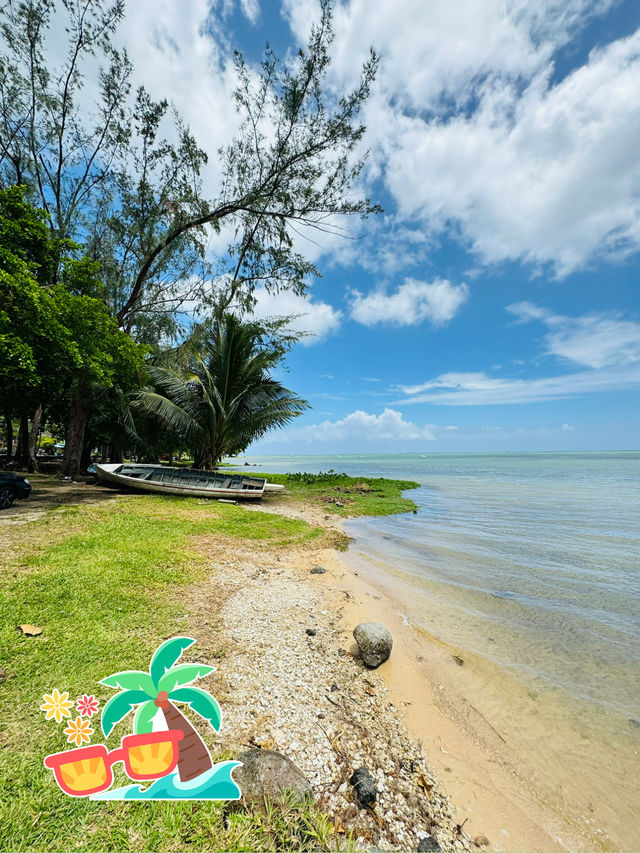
366, 805, 385, 828
364, 684, 375, 696
417, 773, 433, 795
18, 624, 42, 636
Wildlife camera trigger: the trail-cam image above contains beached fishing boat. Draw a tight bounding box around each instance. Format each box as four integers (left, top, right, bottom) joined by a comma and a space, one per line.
93, 463, 283, 500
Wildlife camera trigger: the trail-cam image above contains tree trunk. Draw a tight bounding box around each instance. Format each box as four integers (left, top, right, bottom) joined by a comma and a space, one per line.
27, 403, 42, 473
193, 445, 214, 470
80, 441, 92, 473
109, 445, 123, 463
62, 379, 91, 478
4, 413, 13, 462
16, 415, 28, 467
161, 701, 212, 782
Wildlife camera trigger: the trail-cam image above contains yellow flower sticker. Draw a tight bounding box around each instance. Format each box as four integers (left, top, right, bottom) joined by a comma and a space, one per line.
63, 716, 93, 747
40, 689, 74, 723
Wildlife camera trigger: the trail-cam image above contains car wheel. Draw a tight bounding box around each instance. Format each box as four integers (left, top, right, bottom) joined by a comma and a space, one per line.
0, 487, 16, 509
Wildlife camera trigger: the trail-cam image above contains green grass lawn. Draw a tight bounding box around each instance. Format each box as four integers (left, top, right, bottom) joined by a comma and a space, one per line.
0, 476, 417, 851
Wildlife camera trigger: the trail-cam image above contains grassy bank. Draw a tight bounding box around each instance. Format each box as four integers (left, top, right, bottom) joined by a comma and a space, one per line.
251, 470, 419, 518
0, 475, 417, 852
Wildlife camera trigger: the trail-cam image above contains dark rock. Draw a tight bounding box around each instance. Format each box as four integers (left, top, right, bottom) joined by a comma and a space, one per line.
349, 766, 377, 808
306, 628, 316, 636
310, 566, 326, 575
235, 749, 313, 804
418, 835, 442, 852
330, 683, 339, 692
629, 718, 640, 729
453, 655, 464, 666
353, 622, 393, 668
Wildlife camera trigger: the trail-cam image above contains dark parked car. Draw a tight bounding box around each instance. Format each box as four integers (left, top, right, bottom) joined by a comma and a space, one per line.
0, 471, 32, 509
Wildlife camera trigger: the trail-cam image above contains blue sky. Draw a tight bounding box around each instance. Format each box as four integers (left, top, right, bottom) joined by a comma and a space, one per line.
117, 1, 640, 452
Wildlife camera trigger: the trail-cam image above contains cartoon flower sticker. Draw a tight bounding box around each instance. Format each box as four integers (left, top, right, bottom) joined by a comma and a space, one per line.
40, 689, 74, 723
76, 694, 99, 718
63, 716, 93, 747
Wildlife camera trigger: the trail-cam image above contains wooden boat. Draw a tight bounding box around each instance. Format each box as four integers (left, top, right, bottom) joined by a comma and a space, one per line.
93, 463, 281, 500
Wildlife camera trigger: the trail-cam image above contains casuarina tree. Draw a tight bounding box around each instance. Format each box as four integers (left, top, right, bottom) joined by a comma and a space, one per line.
1, 0, 380, 467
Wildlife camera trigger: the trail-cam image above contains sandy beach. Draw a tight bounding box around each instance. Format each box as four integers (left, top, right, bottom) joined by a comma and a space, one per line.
1, 476, 623, 851
192, 494, 606, 853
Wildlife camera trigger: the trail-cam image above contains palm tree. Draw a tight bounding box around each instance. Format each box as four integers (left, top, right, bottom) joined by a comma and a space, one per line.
100, 637, 220, 782
135, 313, 309, 469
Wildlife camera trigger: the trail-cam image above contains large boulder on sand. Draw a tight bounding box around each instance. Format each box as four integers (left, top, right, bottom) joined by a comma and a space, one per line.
353, 622, 393, 668
235, 749, 313, 804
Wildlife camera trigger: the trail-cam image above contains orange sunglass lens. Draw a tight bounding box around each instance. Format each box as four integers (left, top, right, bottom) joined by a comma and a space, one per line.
58, 755, 109, 793
127, 740, 176, 777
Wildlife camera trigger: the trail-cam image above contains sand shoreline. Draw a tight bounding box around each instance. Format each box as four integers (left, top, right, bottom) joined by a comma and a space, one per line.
235, 495, 606, 853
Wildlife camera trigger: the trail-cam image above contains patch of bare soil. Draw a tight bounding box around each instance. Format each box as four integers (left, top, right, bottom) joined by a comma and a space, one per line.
0, 475, 118, 525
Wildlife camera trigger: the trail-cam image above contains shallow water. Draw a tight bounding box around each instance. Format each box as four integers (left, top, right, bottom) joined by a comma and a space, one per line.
242, 451, 640, 848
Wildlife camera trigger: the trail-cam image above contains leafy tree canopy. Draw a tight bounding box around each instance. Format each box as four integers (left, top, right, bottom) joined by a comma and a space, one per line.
0, 186, 144, 422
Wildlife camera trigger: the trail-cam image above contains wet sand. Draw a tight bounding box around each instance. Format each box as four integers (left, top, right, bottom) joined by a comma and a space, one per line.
248, 496, 611, 852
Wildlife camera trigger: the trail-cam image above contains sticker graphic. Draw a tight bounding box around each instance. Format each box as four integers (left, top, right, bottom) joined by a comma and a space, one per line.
43, 637, 241, 801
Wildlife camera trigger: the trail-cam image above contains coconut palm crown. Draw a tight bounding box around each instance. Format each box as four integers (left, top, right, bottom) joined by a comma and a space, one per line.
136, 312, 309, 469
100, 636, 220, 782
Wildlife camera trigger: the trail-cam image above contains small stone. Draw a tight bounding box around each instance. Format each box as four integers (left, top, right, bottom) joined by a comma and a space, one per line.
310, 566, 326, 574
474, 836, 490, 848
353, 622, 393, 668
330, 683, 339, 692
306, 628, 316, 636
235, 749, 313, 805
418, 835, 442, 852
349, 766, 377, 808
453, 655, 464, 666
629, 718, 640, 729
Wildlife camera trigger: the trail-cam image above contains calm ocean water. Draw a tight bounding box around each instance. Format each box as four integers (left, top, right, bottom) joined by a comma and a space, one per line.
241, 450, 640, 846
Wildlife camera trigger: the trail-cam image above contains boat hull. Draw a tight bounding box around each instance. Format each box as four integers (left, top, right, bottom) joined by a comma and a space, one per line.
94, 464, 266, 500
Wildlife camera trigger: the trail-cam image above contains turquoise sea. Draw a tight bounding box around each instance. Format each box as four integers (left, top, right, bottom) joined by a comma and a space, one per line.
240, 451, 640, 848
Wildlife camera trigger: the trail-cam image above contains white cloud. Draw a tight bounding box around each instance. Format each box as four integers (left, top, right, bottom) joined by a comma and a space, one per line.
382, 31, 640, 275
43, 0, 640, 297
248, 286, 342, 344
285, 0, 616, 109
350, 278, 469, 327
507, 302, 640, 368
395, 302, 640, 406
238, 0, 260, 25
396, 366, 640, 406
261, 408, 438, 444
562, 423, 575, 431
284, 0, 640, 276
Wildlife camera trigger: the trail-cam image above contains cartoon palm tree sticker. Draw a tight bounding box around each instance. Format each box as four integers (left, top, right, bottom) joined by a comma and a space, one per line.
101, 637, 221, 783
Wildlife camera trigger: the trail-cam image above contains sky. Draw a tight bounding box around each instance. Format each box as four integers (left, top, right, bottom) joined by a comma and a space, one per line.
114, 1, 639, 452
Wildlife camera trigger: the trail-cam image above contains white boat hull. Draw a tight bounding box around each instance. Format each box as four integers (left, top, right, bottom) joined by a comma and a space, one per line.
94, 463, 267, 500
